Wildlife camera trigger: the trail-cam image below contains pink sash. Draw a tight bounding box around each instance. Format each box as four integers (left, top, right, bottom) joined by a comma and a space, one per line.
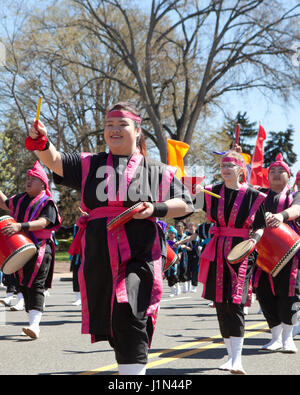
73, 150, 176, 340
199, 183, 265, 304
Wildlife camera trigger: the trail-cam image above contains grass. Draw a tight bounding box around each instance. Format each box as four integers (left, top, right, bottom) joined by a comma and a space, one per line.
55, 251, 71, 261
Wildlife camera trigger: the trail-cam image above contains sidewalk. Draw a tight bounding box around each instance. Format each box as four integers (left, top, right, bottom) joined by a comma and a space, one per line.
53, 260, 72, 279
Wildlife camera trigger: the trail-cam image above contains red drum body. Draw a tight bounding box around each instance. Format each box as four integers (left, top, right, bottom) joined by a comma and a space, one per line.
0, 216, 37, 275
163, 244, 179, 272
256, 223, 300, 277
107, 202, 146, 231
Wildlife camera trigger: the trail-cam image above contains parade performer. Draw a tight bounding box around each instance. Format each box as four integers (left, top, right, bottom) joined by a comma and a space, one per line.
166, 225, 181, 297
0, 161, 61, 339
175, 221, 190, 293
253, 154, 300, 352
70, 224, 82, 306
25, 101, 193, 375
197, 150, 266, 374
185, 222, 201, 293
293, 170, 300, 191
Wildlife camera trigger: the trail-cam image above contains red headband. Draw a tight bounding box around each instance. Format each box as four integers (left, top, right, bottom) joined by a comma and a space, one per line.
106, 110, 142, 123
221, 156, 246, 183
222, 156, 245, 168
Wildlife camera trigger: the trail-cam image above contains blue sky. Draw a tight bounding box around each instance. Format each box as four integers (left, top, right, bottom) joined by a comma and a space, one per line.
221, 90, 300, 185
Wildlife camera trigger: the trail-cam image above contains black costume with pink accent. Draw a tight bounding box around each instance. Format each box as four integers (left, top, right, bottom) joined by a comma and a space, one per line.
53, 150, 193, 364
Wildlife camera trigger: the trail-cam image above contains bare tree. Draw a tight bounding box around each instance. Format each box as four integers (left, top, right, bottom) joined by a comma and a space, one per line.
67, 0, 300, 162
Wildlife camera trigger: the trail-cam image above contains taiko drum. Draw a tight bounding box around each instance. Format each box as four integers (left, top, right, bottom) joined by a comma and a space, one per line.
0, 216, 37, 275
256, 221, 300, 277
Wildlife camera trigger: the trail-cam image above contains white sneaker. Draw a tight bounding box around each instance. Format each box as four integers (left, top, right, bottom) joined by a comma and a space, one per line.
22, 326, 40, 339
72, 292, 81, 306
22, 310, 42, 340
293, 324, 300, 337
282, 323, 298, 353
10, 293, 24, 311
175, 283, 181, 296
10, 300, 24, 311
0, 294, 14, 307
261, 324, 282, 351
191, 286, 197, 293
182, 281, 189, 293
219, 338, 232, 371
230, 337, 246, 375
169, 285, 176, 298
118, 363, 146, 375
0, 283, 6, 290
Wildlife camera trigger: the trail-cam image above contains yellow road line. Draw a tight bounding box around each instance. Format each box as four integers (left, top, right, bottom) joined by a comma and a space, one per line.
79, 321, 268, 375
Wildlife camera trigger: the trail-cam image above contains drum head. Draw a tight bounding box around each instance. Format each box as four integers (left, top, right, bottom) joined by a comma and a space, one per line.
0, 215, 12, 222
227, 239, 255, 264
1, 244, 37, 275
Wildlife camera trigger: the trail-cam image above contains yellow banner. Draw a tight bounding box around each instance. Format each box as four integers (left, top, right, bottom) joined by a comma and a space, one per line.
167, 139, 190, 179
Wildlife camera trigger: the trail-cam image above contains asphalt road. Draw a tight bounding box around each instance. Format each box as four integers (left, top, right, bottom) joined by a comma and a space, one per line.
1, 273, 300, 377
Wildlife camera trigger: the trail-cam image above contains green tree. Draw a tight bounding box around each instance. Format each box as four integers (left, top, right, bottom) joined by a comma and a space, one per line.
223, 112, 257, 155
264, 127, 297, 170
0, 133, 16, 196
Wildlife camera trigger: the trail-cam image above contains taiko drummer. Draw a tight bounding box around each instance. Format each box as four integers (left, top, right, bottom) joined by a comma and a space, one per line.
253, 154, 300, 353
0, 161, 61, 339
196, 150, 267, 375
25, 101, 194, 375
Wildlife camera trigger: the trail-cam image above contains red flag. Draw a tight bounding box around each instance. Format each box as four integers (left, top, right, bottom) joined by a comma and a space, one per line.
250, 125, 269, 188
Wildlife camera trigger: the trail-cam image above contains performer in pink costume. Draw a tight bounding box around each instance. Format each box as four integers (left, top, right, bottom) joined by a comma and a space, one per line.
198, 150, 266, 374
25, 101, 193, 375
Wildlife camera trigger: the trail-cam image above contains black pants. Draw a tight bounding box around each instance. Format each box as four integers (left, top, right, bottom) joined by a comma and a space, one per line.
165, 265, 179, 287
20, 252, 52, 313
71, 255, 81, 292
215, 302, 245, 338
109, 300, 152, 365
3, 274, 20, 294
256, 284, 298, 328
178, 257, 188, 282
187, 257, 199, 286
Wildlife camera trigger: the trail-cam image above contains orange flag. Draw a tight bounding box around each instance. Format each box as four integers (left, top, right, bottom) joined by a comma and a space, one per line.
167, 139, 190, 179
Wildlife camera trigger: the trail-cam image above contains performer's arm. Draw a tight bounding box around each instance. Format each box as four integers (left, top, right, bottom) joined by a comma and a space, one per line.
267, 205, 300, 227
1, 217, 50, 236
0, 190, 9, 211
133, 198, 192, 220
28, 122, 63, 177
250, 228, 264, 243
174, 233, 197, 247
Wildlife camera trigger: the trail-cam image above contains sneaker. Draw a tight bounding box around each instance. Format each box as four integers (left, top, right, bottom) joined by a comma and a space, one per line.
10, 300, 25, 311
0, 297, 12, 307
22, 326, 40, 339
